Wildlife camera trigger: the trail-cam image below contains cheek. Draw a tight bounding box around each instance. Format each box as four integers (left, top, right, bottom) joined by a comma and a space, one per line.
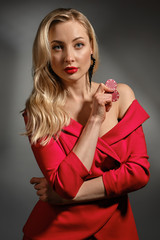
78, 50, 91, 67
51, 55, 61, 70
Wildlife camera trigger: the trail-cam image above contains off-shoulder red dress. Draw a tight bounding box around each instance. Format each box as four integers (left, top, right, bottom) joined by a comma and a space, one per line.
23, 100, 150, 240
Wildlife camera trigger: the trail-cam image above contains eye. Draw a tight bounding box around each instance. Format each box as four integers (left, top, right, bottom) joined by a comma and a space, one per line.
75, 43, 84, 49
52, 45, 63, 51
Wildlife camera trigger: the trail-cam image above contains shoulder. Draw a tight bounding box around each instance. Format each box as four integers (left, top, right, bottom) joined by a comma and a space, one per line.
117, 83, 136, 119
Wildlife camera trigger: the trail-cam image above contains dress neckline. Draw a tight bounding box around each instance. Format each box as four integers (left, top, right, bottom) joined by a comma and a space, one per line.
62, 99, 149, 145
69, 100, 135, 139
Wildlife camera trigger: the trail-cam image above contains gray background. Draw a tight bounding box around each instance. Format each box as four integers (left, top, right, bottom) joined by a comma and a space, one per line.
0, 0, 159, 239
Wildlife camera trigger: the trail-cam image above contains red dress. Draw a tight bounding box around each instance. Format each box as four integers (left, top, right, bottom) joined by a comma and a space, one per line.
23, 100, 150, 240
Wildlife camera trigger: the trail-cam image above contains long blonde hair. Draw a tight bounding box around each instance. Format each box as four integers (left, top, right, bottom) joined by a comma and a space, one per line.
24, 8, 99, 145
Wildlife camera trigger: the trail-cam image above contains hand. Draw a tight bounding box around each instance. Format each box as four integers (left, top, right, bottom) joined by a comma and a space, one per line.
30, 177, 65, 204
30, 177, 107, 205
91, 83, 113, 123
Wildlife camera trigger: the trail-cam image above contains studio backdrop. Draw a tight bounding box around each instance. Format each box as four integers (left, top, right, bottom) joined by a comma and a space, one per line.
0, 0, 159, 239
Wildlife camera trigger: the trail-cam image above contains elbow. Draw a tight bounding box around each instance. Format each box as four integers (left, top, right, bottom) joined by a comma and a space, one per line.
135, 170, 150, 190
52, 167, 86, 199
57, 189, 77, 200
54, 181, 79, 200
128, 158, 150, 190
141, 172, 150, 187
140, 164, 150, 187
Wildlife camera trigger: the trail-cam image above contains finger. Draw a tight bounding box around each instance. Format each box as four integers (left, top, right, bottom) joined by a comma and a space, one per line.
36, 189, 46, 196
102, 93, 113, 106
94, 93, 112, 108
39, 195, 48, 202
34, 183, 42, 190
34, 181, 48, 190
105, 101, 112, 112
30, 177, 44, 185
96, 83, 114, 93
37, 190, 49, 202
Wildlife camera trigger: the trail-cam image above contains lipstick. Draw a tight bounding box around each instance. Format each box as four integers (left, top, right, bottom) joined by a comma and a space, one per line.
64, 67, 78, 74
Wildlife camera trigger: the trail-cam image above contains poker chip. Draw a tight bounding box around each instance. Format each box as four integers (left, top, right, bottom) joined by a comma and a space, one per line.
105, 79, 120, 102
105, 79, 117, 90
112, 89, 120, 102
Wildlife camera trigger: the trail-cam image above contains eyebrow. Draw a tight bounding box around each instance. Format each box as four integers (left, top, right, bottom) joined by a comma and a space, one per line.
51, 37, 84, 44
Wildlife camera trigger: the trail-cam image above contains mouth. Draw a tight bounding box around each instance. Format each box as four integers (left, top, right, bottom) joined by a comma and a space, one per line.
64, 67, 78, 74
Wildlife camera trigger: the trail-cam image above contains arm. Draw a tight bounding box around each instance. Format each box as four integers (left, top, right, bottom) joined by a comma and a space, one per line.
102, 84, 150, 197
26, 83, 113, 199
75, 85, 150, 199
32, 127, 150, 204
102, 125, 150, 198
30, 84, 150, 203
30, 176, 106, 205
72, 83, 113, 170
31, 125, 150, 204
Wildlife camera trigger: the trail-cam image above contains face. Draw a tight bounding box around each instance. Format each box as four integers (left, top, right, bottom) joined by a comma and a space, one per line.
48, 20, 93, 84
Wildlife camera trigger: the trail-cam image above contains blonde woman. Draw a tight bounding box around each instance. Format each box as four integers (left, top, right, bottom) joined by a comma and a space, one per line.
23, 8, 150, 240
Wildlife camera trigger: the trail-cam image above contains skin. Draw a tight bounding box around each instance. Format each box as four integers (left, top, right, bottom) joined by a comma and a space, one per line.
49, 20, 93, 89
31, 20, 135, 204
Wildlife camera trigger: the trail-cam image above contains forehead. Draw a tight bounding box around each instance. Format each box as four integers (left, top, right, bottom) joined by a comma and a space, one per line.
49, 20, 89, 42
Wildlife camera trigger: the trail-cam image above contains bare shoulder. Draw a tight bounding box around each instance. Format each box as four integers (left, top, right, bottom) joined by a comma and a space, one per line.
117, 83, 136, 119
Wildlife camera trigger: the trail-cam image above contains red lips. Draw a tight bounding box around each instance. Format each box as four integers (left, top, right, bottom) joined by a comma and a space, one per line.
64, 67, 78, 74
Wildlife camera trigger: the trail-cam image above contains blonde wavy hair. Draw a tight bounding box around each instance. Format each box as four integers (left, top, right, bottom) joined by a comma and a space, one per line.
24, 8, 99, 145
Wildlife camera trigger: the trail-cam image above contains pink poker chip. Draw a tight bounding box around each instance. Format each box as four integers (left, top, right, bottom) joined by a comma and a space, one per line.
105, 79, 117, 90
105, 79, 120, 102
112, 89, 120, 102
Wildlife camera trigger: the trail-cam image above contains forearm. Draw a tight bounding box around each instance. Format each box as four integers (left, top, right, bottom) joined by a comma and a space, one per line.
48, 176, 106, 205
29, 83, 112, 199
72, 83, 112, 171
72, 116, 101, 170
73, 176, 106, 201
30, 117, 102, 199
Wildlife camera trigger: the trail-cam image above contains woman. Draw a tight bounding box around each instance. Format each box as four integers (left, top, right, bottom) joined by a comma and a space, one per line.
22, 8, 150, 240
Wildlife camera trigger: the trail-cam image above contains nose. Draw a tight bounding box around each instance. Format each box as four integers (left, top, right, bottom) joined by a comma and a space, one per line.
64, 47, 75, 64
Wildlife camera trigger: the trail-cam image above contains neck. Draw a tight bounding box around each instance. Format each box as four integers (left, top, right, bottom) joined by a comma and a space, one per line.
64, 77, 92, 101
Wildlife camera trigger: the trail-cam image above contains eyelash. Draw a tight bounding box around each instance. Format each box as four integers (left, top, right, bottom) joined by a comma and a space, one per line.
75, 43, 84, 48
52, 45, 63, 51
52, 42, 84, 51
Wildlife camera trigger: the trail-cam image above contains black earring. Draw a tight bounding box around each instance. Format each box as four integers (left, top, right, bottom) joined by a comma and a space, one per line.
48, 63, 55, 76
89, 54, 96, 86
47, 62, 62, 83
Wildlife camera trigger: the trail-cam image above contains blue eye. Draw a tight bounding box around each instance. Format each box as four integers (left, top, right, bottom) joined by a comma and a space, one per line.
75, 43, 84, 48
52, 45, 63, 51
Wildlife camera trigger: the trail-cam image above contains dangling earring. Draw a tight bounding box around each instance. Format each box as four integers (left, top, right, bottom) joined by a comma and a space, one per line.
48, 62, 55, 76
47, 62, 62, 83
89, 54, 96, 86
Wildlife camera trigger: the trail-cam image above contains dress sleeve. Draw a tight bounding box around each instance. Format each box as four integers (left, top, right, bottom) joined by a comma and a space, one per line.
31, 138, 90, 199
23, 112, 90, 199
102, 125, 150, 198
